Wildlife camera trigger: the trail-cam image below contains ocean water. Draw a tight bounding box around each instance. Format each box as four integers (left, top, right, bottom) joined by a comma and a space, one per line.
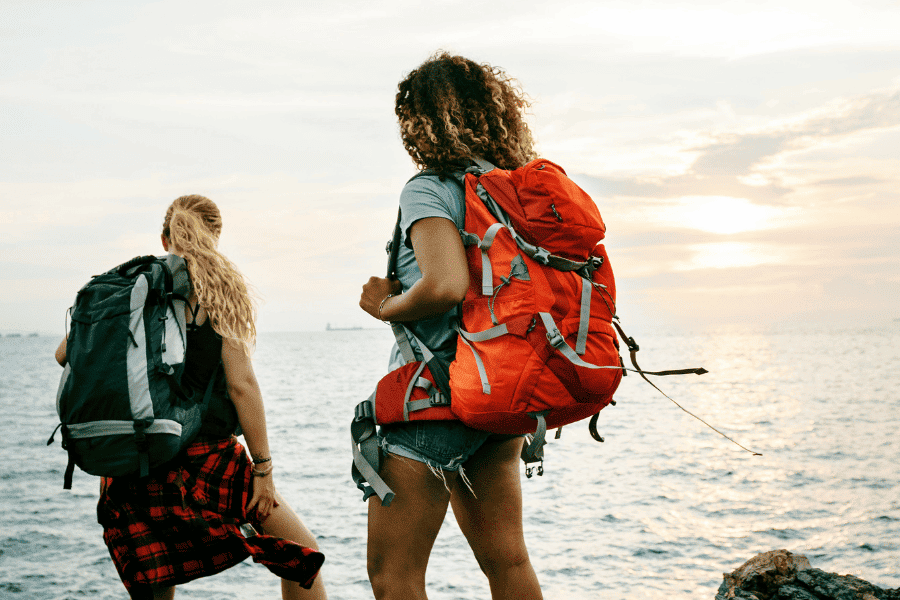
1, 324, 898, 599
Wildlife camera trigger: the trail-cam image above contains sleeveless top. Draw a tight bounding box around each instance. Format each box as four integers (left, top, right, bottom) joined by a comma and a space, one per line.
184, 305, 240, 438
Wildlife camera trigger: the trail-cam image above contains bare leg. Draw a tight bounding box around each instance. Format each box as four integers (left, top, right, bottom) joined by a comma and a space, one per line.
450, 437, 543, 600
152, 587, 175, 600
367, 453, 456, 600
258, 491, 328, 600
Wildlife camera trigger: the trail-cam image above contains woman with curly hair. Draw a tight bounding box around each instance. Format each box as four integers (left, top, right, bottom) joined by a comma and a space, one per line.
56, 195, 327, 600
359, 53, 544, 600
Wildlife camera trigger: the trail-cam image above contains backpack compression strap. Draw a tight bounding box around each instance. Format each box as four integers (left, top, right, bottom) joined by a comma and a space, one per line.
351, 395, 395, 506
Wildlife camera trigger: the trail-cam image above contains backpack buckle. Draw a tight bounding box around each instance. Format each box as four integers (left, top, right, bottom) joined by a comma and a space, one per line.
525, 461, 544, 478
626, 336, 639, 352
532, 247, 551, 265
546, 327, 565, 348
354, 398, 375, 423
429, 392, 450, 407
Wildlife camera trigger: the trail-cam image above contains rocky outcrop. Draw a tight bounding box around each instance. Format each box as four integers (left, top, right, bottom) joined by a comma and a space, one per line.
716, 549, 900, 600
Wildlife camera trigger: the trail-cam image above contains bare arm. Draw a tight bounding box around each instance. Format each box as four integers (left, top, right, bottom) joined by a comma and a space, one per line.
55, 336, 67, 367
220, 338, 278, 519
360, 216, 469, 322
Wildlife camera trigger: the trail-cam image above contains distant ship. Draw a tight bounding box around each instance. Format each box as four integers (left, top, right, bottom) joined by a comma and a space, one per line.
325, 323, 363, 331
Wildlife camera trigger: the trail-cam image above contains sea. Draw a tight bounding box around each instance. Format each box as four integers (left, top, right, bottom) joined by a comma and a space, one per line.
1, 324, 898, 599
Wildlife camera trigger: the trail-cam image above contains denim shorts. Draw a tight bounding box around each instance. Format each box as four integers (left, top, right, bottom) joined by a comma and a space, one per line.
379, 421, 521, 472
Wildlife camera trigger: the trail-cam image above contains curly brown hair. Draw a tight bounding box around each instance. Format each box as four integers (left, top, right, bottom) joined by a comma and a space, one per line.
395, 52, 537, 173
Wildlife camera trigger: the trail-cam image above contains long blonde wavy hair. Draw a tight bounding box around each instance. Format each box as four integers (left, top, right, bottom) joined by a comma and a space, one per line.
396, 52, 537, 173
162, 195, 257, 354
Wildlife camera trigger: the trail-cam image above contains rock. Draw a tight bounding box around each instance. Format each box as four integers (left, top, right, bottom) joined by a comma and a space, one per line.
715, 550, 900, 600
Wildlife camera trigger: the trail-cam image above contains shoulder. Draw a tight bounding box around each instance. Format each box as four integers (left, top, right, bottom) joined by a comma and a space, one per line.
399, 172, 465, 229
401, 172, 461, 201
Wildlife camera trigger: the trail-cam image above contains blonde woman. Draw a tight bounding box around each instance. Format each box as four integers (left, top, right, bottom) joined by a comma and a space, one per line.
359, 53, 544, 600
55, 195, 327, 600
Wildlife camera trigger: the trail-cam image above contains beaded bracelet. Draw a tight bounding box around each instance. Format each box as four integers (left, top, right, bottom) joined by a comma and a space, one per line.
252, 456, 271, 465
252, 463, 273, 477
378, 293, 396, 323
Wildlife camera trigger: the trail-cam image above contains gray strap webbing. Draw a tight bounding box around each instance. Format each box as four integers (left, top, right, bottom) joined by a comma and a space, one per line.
575, 277, 591, 355
391, 322, 417, 365
65, 419, 182, 438
455, 323, 509, 394
459, 323, 508, 343
406, 392, 447, 412
544, 253, 586, 272
415, 377, 433, 393
516, 237, 586, 272
471, 157, 496, 173
351, 395, 395, 506
459, 230, 481, 247
405, 398, 433, 412
457, 327, 491, 394
479, 222, 506, 296
351, 432, 395, 507
538, 312, 622, 371
402, 361, 428, 421
475, 183, 514, 230
390, 323, 439, 368
405, 376, 449, 413
522, 412, 548, 463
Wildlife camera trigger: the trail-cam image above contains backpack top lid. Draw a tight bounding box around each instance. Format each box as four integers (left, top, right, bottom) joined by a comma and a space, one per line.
474, 159, 607, 263
68, 254, 190, 325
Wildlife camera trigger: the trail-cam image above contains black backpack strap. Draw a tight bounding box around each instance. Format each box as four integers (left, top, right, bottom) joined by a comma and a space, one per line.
386, 207, 402, 280
49, 424, 77, 490
63, 446, 76, 490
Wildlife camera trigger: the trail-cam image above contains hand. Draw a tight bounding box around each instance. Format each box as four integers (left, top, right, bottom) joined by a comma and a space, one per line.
247, 470, 280, 522
360, 276, 402, 320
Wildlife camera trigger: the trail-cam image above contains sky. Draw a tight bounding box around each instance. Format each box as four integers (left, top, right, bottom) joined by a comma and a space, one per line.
2, 0, 899, 335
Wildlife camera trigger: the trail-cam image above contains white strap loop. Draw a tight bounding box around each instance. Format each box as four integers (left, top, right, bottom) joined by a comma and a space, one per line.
479, 222, 506, 295
575, 277, 591, 355
457, 326, 492, 394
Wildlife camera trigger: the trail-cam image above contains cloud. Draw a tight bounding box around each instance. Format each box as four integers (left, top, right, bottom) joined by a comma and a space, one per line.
572, 87, 900, 209
3, 1, 900, 333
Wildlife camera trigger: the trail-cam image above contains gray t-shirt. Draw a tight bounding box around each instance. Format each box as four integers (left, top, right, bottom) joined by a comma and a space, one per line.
387, 173, 466, 370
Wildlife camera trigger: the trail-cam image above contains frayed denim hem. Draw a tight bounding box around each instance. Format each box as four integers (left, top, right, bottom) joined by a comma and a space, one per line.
379, 438, 476, 496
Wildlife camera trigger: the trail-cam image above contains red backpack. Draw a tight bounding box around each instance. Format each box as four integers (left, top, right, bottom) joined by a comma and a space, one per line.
352, 159, 704, 505
447, 158, 621, 433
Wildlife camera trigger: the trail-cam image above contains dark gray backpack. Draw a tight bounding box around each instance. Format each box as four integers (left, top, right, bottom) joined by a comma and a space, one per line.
50, 254, 216, 489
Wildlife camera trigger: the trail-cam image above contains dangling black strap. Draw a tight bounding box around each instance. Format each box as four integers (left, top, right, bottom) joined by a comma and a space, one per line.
63, 452, 76, 490
133, 421, 150, 478
387, 207, 402, 280
588, 413, 605, 443
611, 320, 760, 456
613, 321, 708, 379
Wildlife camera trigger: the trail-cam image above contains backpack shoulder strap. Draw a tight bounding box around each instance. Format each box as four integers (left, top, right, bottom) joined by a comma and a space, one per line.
386, 207, 402, 281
